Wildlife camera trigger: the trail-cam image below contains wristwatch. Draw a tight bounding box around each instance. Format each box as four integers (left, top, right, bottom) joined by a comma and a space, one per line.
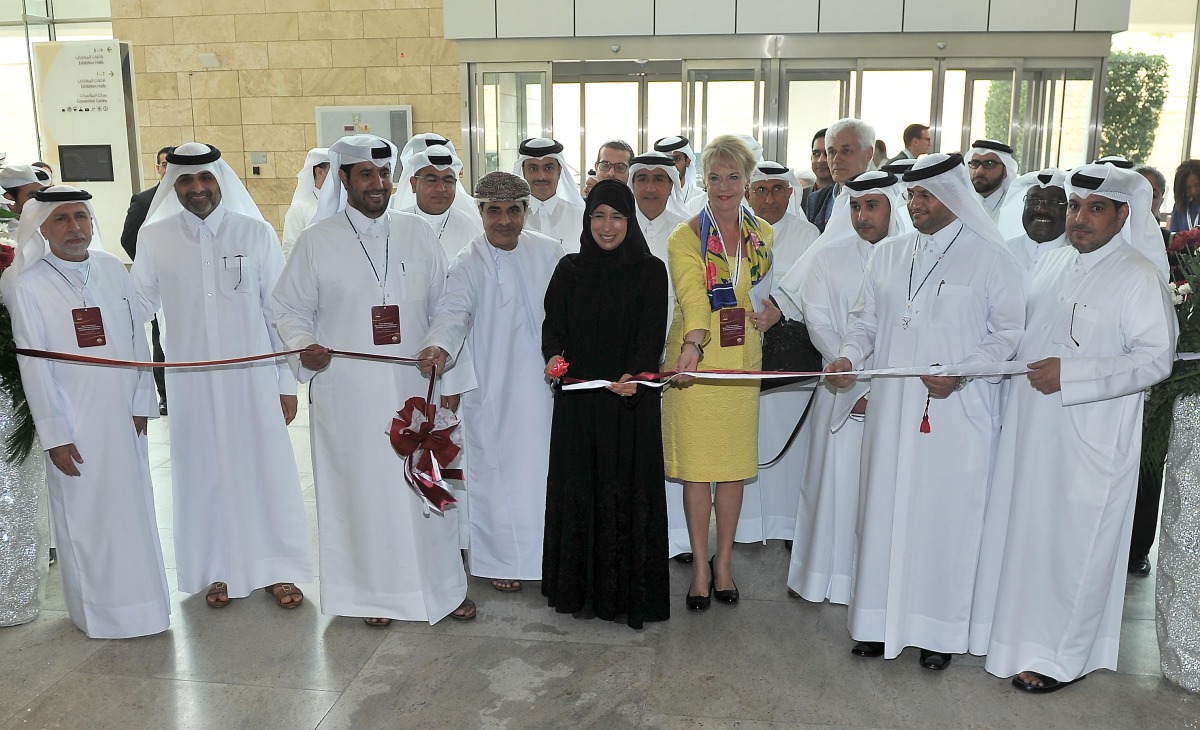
683, 340, 705, 360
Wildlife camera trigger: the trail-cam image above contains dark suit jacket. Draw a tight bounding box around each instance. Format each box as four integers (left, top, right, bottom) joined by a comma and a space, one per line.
803, 184, 837, 232
120, 184, 159, 260
883, 150, 916, 167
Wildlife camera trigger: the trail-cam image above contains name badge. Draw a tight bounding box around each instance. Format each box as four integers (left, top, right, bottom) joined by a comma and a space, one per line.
719, 307, 746, 347
72, 307, 106, 348
371, 305, 401, 345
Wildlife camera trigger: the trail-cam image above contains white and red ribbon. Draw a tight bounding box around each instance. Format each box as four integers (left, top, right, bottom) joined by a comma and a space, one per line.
561, 361, 1034, 391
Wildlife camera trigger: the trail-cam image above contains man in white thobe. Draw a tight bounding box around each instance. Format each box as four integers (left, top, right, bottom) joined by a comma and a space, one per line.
515, 137, 585, 253
969, 163, 1175, 693
786, 171, 908, 605
1094, 156, 1172, 283
1000, 169, 1069, 274
739, 161, 821, 546
273, 134, 477, 626
282, 147, 328, 259
968, 139, 1017, 222
132, 142, 312, 612
653, 136, 706, 213
9, 187, 170, 638
423, 172, 564, 592
391, 132, 478, 222
396, 144, 483, 261
825, 153, 1025, 670
627, 152, 687, 314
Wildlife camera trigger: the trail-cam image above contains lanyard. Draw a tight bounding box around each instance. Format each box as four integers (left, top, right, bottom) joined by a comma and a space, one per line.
707, 203, 744, 293
903, 223, 963, 329
43, 258, 91, 306
346, 211, 390, 304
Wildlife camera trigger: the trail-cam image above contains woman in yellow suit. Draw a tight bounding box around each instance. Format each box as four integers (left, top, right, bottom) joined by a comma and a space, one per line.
663, 135, 779, 613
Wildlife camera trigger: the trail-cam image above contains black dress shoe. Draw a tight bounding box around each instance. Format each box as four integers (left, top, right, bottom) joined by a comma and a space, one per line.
851, 641, 884, 658
919, 649, 952, 671
1129, 554, 1151, 576
685, 588, 710, 612
673, 552, 694, 564
710, 557, 739, 604
159, 399, 168, 416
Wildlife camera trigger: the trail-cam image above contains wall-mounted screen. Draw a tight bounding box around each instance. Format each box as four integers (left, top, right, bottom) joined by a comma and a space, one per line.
58, 144, 115, 182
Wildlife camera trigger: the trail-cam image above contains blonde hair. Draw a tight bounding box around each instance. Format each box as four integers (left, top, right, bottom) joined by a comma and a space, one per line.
700, 135, 758, 181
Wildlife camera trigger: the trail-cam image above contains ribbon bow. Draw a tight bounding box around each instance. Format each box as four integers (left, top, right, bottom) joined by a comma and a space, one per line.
389, 395, 463, 515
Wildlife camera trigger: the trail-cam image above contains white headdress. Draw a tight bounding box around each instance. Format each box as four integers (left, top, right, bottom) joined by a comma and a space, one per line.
3, 186, 105, 301
777, 170, 912, 308
513, 138, 585, 208
752, 161, 807, 218
968, 139, 1018, 203
144, 143, 265, 225
290, 148, 329, 207
391, 143, 477, 217
734, 135, 765, 163
653, 136, 697, 188
0, 164, 50, 192
996, 167, 1067, 240
627, 152, 687, 219
1067, 163, 1169, 280
905, 152, 1006, 249
398, 133, 455, 176
314, 134, 398, 223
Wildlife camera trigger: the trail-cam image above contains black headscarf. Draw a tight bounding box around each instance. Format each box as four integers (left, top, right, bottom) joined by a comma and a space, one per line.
575, 179, 651, 269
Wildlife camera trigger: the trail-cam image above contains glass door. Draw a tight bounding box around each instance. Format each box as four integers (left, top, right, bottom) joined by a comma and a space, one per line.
856, 63, 935, 163
1019, 63, 1102, 172
684, 60, 766, 153
778, 64, 853, 169
551, 60, 682, 186
469, 63, 551, 179
937, 64, 1019, 158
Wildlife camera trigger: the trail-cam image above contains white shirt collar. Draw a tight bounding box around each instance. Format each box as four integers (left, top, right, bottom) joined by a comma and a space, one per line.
924, 220, 964, 251
345, 204, 387, 236
1073, 236, 1123, 273
46, 250, 89, 272
529, 194, 559, 216
182, 203, 227, 238
412, 206, 450, 235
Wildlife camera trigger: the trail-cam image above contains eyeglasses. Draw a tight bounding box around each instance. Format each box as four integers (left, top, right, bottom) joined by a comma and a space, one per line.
596, 161, 629, 173
900, 190, 937, 203
1023, 194, 1067, 209
419, 174, 457, 187
967, 160, 1002, 170
750, 184, 790, 197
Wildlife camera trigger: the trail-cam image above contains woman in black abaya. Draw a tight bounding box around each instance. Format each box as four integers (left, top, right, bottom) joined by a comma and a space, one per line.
541, 179, 670, 629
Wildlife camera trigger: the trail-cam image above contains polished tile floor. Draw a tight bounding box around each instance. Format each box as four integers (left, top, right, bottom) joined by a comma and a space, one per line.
1, 389, 1197, 729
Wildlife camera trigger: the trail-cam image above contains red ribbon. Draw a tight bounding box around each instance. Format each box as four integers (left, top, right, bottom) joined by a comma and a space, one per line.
15, 346, 466, 510
12, 347, 423, 369
387, 367, 463, 514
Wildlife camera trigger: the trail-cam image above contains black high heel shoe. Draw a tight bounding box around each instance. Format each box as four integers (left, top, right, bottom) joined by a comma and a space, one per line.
685, 572, 711, 612
710, 557, 739, 604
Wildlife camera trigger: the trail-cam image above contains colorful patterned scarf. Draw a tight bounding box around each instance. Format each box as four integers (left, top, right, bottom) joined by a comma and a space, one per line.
700, 204, 771, 311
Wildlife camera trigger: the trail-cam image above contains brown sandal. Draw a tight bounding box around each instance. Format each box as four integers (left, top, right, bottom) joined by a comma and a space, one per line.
489, 579, 522, 592
363, 617, 392, 628
450, 597, 477, 622
205, 581, 230, 609
264, 583, 303, 609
